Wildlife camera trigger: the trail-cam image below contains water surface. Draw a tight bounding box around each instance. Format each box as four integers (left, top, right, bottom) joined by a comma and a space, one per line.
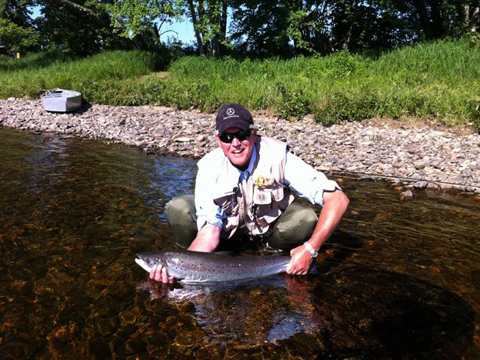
0, 127, 479, 359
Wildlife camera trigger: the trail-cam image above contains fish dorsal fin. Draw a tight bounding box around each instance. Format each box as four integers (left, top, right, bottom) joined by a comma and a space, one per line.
212, 251, 235, 256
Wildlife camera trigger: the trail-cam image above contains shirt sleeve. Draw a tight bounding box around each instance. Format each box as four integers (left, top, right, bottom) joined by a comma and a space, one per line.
194, 165, 225, 230
284, 151, 341, 206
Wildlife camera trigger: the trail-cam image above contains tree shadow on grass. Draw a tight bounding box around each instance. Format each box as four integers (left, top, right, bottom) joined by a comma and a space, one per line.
0, 50, 74, 72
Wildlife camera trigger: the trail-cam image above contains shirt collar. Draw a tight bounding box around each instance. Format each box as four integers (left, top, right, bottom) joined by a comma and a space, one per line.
225, 143, 257, 183
245, 144, 257, 175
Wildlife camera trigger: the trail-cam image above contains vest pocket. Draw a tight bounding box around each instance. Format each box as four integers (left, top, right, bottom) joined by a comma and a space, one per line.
214, 192, 239, 216
253, 187, 272, 205
273, 188, 284, 202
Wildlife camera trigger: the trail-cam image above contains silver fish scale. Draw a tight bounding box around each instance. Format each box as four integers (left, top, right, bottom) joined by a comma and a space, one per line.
160, 251, 290, 283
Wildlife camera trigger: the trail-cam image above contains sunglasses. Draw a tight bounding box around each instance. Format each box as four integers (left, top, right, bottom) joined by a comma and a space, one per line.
219, 130, 252, 143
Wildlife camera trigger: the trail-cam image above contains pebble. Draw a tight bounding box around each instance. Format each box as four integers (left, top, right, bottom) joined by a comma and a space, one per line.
399, 190, 414, 201
1, 99, 480, 194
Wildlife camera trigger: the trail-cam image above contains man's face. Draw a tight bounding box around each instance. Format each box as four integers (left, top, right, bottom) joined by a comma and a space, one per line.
216, 127, 256, 171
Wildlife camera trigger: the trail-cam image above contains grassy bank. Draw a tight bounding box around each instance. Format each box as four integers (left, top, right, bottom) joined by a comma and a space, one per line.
2, 40, 479, 129
0, 50, 167, 99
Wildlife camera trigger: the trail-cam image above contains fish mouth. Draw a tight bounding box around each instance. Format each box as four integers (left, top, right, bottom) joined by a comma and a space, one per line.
135, 257, 152, 273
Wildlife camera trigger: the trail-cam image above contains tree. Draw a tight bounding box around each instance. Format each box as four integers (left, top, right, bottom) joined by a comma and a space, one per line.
110, 0, 229, 56
1, 0, 35, 26
0, 0, 42, 54
35, 0, 132, 55
110, 0, 182, 49
0, 18, 40, 54
384, 0, 479, 40
230, 1, 408, 57
230, 1, 295, 57
325, 1, 414, 53
183, 0, 228, 55
452, 0, 480, 34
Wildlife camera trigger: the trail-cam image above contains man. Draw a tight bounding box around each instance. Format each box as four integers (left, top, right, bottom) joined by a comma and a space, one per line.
151, 104, 349, 283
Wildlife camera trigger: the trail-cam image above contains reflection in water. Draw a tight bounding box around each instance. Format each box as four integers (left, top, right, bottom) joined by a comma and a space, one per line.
0, 127, 479, 359
141, 275, 321, 347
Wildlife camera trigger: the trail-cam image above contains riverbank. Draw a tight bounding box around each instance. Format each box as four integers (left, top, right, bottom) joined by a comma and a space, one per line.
1, 98, 479, 194
3, 41, 480, 130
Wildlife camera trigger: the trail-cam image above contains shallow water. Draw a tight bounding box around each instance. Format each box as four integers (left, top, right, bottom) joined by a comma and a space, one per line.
0, 127, 479, 359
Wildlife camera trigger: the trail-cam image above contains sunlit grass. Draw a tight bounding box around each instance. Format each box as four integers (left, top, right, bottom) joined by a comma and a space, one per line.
1, 50, 167, 100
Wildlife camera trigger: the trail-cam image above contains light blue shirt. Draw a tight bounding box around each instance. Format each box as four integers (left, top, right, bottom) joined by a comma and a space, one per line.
195, 145, 340, 230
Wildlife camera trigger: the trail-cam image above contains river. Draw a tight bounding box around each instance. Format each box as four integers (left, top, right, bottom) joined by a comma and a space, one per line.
0, 127, 479, 359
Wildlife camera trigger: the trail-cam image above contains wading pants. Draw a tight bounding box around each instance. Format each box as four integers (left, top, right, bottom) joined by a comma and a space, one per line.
164, 194, 318, 250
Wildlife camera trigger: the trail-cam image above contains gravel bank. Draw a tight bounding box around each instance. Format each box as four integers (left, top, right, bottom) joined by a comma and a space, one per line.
1, 98, 479, 194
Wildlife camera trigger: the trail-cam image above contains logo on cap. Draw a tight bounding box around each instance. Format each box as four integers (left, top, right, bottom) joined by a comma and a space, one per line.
226, 108, 235, 116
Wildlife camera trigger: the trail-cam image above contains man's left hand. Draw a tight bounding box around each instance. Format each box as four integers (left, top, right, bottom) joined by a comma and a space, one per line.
287, 244, 314, 275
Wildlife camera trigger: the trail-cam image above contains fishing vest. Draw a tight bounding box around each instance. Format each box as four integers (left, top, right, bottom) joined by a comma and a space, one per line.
197, 136, 294, 238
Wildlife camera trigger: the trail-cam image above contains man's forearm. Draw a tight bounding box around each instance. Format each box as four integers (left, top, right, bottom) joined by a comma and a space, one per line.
187, 223, 221, 252
308, 190, 349, 250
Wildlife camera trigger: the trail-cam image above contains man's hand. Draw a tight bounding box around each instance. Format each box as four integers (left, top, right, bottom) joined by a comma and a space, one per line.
150, 264, 175, 283
149, 223, 222, 283
287, 244, 314, 275
287, 189, 349, 276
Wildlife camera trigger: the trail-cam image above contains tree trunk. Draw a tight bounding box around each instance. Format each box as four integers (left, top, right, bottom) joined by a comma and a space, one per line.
411, 0, 434, 38
197, 0, 210, 54
342, 24, 353, 51
45, 0, 101, 20
428, 0, 447, 36
218, 0, 228, 55
186, 0, 205, 55
460, 1, 480, 33
472, 1, 480, 32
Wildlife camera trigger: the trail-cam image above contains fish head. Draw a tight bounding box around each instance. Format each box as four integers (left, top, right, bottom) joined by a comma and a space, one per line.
135, 251, 168, 273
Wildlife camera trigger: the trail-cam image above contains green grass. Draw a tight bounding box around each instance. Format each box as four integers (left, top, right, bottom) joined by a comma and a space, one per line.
2, 40, 479, 129
0, 50, 168, 100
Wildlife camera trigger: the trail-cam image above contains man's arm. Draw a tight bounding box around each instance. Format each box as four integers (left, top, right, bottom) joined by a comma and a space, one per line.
188, 223, 221, 252
287, 189, 349, 275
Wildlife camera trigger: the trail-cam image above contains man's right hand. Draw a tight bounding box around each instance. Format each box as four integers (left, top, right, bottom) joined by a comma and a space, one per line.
150, 264, 175, 283
149, 223, 221, 283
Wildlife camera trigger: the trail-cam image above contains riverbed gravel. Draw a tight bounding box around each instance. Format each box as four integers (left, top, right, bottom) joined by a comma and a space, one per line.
1, 98, 479, 194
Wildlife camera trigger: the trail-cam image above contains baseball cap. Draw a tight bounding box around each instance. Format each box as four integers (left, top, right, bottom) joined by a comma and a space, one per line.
215, 104, 255, 135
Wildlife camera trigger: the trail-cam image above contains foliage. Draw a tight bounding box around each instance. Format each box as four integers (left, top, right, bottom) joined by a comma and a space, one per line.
229, 0, 480, 56
109, 0, 229, 56
1, 0, 35, 27
3, 0, 479, 58
186, 0, 229, 56
0, 18, 40, 54
0, 0, 41, 54
35, 0, 127, 56
109, 0, 181, 43
229, 0, 295, 57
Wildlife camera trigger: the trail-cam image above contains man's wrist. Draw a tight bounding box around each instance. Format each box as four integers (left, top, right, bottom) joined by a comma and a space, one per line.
303, 241, 318, 259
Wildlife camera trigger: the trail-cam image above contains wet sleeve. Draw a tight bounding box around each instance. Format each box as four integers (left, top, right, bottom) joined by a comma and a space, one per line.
194, 165, 226, 230
284, 151, 341, 206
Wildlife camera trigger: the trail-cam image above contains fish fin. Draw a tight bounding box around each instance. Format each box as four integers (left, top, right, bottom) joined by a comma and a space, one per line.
212, 251, 235, 256
308, 263, 319, 275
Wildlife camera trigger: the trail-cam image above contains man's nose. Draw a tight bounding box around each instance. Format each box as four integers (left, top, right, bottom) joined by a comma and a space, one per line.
231, 137, 241, 146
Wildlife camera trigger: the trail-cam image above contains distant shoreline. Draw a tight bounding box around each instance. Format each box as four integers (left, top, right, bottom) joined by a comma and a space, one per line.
1, 98, 479, 195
